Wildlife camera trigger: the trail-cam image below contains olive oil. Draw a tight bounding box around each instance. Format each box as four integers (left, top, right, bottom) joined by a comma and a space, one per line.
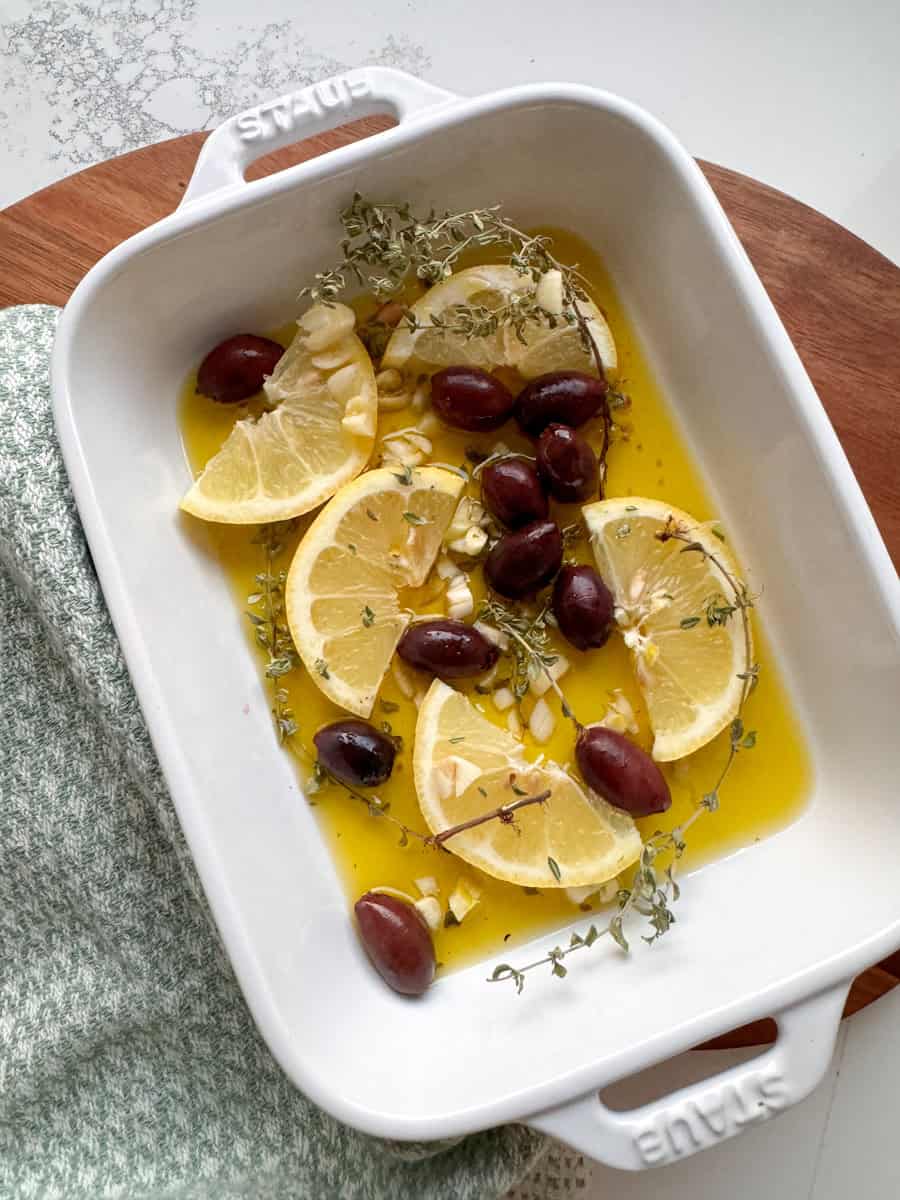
179, 229, 811, 974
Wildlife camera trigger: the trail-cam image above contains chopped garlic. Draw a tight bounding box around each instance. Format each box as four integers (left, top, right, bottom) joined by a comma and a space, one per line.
375, 367, 403, 392
435, 555, 459, 580
623, 627, 659, 666
601, 689, 639, 735
529, 653, 570, 697
448, 526, 488, 557
447, 497, 487, 539
448, 877, 482, 923
414, 876, 439, 897
414, 896, 442, 931
381, 437, 425, 467
528, 697, 555, 744
473, 620, 509, 651
536, 268, 565, 316
378, 390, 412, 412
411, 380, 431, 412
417, 410, 440, 435
298, 301, 355, 351
446, 574, 474, 619
341, 410, 376, 437
375, 368, 411, 412
492, 687, 515, 711
391, 657, 416, 699
565, 880, 619, 906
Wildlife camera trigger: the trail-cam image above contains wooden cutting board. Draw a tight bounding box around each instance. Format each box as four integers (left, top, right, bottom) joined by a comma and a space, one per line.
2, 118, 898, 1047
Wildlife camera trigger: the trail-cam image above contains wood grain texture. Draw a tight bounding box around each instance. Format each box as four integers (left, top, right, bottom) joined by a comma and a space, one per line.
1, 124, 898, 1049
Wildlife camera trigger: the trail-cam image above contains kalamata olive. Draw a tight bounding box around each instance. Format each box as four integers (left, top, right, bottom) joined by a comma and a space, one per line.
515, 370, 608, 435
430, 366, 515, 432
355, 892, 435, 996
313, 719, 396, 788
484, 519, 563, 600
397, 619, 499, 679
536, 423, 598, 503
576, 726, 671, 818
552, 565, 615, 651
196, 334, 284, 403
480, 457, 549, 529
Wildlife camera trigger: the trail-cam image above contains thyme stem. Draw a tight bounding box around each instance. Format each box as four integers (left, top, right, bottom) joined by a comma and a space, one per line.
317, 769, 550, 850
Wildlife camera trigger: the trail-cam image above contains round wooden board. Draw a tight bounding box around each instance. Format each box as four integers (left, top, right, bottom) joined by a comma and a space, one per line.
2, 120, 898, 1049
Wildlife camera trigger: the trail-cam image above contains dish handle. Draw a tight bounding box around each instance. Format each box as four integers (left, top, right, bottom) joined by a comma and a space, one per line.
180, 66, 457, 207
527, 980, 851, 1170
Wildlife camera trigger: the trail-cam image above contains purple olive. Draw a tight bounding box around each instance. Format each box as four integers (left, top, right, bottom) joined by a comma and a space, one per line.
196, 334, 284, 403
576, 726, 671, 818
552, 565, 615, 651
430, 366, 515, 432
484, 519, 563, 600
536, 423, 598, 503
313, 719, 396, 788
355, 892, 435, 996
397, 619, 499, 679
481, 457, 549, 529
515, 370, 608, 435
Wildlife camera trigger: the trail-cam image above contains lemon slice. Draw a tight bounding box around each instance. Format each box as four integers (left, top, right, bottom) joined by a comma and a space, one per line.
180, 303, 376, 524
413, 680, 641, 887
511, 296, 618, 379
381, 265, 617, 377
285, 467, 464, 716
583, 498, 749, 762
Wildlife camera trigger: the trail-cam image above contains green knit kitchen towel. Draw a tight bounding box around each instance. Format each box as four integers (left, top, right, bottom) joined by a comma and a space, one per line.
0, 305, 546, 1200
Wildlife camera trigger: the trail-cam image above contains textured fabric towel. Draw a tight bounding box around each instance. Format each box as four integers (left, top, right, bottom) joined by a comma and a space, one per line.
0, 305, 545, 1199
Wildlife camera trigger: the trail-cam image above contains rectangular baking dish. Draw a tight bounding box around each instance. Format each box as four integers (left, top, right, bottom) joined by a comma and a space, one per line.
51, 67, 900, 1170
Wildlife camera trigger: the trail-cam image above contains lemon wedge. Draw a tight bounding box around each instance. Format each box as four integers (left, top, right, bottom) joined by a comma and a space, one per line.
381, 265, 617, 378
285, 467, 464, 716
583, 498, 749, 761
180, 303, 376, 524
413, 680, 641, 887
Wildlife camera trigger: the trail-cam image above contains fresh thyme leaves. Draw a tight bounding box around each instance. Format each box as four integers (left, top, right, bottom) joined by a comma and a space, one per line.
477, 598, 580, 719
393, 464, 414, 486
680, 616, 701, 630
314, 658, 331, 679
402, 511, 427, 525
361, 605, 375, 628
302, 194, 614, 493
247, 522, 300, 744
489, 517, 760, 991
380, 699, 400, 714
547, 856, 562, 883
404, 292, 559, 346
705, 592, 737, 627
302, 195, 591, 305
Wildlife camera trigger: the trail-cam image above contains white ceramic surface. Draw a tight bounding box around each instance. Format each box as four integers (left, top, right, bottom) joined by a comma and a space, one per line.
50, 68, 900, 1170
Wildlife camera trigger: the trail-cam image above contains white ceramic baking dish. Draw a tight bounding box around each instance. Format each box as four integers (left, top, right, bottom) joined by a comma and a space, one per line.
51, 67, 900, 1170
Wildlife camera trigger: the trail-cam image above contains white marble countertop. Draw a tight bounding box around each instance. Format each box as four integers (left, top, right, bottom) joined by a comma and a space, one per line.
2, 1, 899, 1196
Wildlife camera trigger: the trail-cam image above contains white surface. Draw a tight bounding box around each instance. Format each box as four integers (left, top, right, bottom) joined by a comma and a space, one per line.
1, 0, 899, 263
5, 2, 900, 1195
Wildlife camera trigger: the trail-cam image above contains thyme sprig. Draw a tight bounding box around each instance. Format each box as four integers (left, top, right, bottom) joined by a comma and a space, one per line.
310, 763, 550, 849
477, 598, 580, 724
301, 194, 613, 491
246, 522, 300, 744
489, 518, 760, 991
